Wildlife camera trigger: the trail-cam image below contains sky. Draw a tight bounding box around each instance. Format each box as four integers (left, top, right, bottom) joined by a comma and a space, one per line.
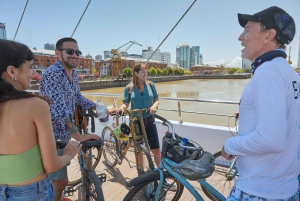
1, 0, 300, 67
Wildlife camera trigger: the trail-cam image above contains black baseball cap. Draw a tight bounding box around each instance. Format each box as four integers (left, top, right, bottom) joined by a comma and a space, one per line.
238, 6, 295, 45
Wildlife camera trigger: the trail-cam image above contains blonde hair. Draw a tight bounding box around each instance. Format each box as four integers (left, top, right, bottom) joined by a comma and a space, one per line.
132, 64, 147, 91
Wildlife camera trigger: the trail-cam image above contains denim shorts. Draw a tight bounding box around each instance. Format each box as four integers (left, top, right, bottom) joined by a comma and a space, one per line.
0, 177, 53, 201
227, 185, 300, 201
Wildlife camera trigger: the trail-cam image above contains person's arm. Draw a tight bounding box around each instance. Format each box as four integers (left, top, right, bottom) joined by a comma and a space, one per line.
33, 98, 81, 173
118, 86, 130, 114
224, 72, 287, 156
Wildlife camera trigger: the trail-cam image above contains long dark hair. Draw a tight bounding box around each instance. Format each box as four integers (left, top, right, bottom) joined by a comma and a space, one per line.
0, 39, 36, 103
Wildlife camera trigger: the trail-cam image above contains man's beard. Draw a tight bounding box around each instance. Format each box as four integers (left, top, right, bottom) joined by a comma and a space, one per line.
61, 56, 77, 69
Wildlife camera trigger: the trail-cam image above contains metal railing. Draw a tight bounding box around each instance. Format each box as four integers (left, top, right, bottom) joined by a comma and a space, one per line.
27, 90, 239, 119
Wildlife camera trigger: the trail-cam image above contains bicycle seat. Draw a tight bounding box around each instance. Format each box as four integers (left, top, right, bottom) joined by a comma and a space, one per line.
81, 139, 104, 148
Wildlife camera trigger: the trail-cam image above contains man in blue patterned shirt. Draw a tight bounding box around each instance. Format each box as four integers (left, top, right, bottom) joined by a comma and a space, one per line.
40, 37, 100, 201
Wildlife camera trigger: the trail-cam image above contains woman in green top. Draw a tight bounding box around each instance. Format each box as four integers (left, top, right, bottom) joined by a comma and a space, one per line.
0, 40, 80, 200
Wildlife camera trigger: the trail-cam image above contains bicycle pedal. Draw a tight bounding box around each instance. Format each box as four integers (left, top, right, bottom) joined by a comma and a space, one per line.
98, 173, 107, 183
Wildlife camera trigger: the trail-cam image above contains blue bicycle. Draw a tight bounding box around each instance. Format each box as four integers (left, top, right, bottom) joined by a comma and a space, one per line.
123, 114, 227, 201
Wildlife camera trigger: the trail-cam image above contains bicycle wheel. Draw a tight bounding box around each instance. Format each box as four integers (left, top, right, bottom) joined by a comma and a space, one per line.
137, 144, 155, 175
67, 146, 102, 186
200, 150, 238, 200
101, 126, 118, 167
123, 173, 183, 201
85, 171, 104, 201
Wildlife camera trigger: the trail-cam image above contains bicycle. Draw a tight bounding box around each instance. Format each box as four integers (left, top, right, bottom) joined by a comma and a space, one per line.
67, 104, 102, 186
56, 138, 106, 201
201, 151, 237, 200
200, 114, 239, 200
123, 114, 227, 201
101, 108, 155, 176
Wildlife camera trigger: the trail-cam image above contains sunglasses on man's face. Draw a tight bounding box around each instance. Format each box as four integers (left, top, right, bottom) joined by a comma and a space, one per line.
59, 48, 82, 56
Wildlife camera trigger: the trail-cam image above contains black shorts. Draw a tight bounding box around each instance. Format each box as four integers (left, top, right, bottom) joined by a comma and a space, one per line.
137, 115, 160, 149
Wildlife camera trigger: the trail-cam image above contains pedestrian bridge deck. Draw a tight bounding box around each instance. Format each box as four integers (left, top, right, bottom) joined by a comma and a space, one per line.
66, 147, 212, 201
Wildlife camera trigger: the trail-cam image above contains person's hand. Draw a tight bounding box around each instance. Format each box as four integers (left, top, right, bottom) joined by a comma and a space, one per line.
64, 140, 81, 159
148, 106, 157, 114
234, 111, 239, 120
116, 107, 125, 117
79, 133, 100, 142
221, 146, 235, 160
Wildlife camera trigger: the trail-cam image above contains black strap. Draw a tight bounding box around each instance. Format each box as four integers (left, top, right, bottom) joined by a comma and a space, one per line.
251, 50, 287, 74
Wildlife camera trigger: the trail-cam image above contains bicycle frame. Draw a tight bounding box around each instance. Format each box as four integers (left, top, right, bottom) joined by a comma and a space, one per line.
149, 158, 226, 201
113, 108, 152, 172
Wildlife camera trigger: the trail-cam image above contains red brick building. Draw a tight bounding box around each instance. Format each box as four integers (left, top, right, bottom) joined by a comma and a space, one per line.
190, 65, 226, 74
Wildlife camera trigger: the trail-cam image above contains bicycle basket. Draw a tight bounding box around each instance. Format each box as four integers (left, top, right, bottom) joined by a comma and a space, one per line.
161, 132, 196, 164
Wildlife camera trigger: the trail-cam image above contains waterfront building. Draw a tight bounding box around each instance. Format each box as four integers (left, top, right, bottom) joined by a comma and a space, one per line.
142, 46, 171, 66
95, 55, 102, 61
31, 48, 93, 75
242, 58, 252, 69
191, 46, 200, 65
200, 54, 203, 65
190, 48, 197, 67
0, 23, 7, 40
44, 43, 54, 50
180, 42, 190, 69
95, 57, 167, 77
176, 47, 180, 64
104, 50, 113, 59
85, 54, 93, 59
298, 36, 300, 68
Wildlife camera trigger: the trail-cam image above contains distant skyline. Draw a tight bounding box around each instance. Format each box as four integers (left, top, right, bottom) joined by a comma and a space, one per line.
1, 0, 299, 67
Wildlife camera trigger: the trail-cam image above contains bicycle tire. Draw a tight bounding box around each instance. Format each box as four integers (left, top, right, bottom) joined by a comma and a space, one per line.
67, 146, 102, 186
200, 150, 238, 200
137, 144, 155, 175
101, 126, 118, 168
123, 172, 183, 201
86, 171, 104, 201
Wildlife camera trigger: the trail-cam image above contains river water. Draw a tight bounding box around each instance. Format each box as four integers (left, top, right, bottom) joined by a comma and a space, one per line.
83, 79, 250, 127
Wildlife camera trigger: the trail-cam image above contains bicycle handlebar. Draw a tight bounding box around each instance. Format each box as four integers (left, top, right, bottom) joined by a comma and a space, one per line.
56, 138, 69, 149
154, 114, 199, 151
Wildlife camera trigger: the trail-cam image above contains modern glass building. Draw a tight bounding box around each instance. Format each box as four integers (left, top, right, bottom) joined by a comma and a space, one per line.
191, 46, 200, 65
0, 23, 7, 40
180, 43, 190, 69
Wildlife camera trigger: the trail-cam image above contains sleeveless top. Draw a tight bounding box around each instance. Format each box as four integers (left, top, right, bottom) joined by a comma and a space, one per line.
0, 143, 43, 184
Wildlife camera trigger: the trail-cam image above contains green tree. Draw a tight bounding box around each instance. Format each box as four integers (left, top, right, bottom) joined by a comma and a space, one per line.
244, 68, 252, 73
123, 67, 133, 77
147, 67, 157, 76
174, 68, 184, 75
236, 69, 244, 73
91, 68, 97, 74
163, 67, 174, 76
184, 70, 192, 75
156, 68, 163, 76
212, 69, 220, 74
228, 68, 237, 74
162, 68, 168, 76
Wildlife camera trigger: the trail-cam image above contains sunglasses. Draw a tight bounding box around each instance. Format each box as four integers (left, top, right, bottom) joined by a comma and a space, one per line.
59, 48, 82, 56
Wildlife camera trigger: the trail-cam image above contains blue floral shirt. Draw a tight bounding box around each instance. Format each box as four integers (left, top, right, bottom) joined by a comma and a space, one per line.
39, 61, 95, 138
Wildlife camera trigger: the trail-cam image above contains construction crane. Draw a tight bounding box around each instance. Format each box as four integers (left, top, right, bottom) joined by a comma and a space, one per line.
110, 41, 142, 80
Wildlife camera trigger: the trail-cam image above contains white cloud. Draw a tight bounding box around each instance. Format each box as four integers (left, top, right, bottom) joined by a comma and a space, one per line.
207, 57, 243, 68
